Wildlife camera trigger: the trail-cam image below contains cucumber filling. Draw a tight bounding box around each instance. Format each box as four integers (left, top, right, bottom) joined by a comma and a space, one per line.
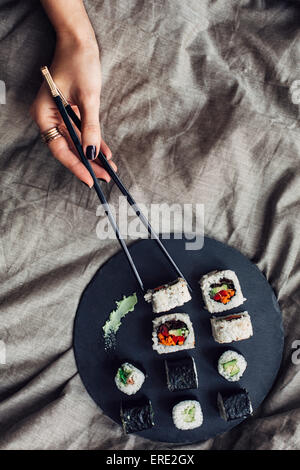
119, 366, 132, 384
182, 405, 196, 423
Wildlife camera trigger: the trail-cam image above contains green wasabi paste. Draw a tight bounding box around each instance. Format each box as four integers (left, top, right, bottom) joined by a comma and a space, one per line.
102, 293, 138, 349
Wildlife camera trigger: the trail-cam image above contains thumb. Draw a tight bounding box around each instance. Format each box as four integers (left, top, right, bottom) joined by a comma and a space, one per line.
79, 94, 101, 160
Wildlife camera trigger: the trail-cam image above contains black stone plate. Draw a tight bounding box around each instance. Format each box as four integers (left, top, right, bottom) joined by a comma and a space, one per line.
73, 236, 284, 444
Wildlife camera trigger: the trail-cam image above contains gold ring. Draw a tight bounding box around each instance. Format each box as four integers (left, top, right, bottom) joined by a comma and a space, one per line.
41, 126, 64, 144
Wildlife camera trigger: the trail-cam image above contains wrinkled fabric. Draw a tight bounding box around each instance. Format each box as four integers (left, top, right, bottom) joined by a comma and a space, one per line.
0, 0, 299, 450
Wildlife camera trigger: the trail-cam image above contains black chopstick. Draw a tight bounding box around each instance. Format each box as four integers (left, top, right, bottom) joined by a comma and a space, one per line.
41, 67, 144, 292
58, 92, 192, 292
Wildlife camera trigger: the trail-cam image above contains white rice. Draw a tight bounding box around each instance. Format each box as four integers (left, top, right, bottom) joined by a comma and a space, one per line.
218, 350, 247, 381
144, 278, 191, 314
115, 362, 145, 395
199, 269, 246, 314
211, 311, 253, 344
152, 313, 195, 354
172, 400, 203, 430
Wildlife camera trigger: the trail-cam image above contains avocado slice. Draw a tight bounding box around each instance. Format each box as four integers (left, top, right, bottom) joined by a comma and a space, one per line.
222, 359, 240, 377
209, 284, 229, 298
168, 328, 188, 337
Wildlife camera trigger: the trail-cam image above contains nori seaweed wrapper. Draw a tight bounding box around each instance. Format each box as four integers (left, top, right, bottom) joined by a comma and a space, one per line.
165, 356, 197, 392
220, 388, 252, 421
120, 398, 154, 434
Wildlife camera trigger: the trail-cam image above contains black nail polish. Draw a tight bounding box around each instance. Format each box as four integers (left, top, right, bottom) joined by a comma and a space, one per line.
86, 145, 96, 160
82, 182, 91, 188
98, 178, 107, 183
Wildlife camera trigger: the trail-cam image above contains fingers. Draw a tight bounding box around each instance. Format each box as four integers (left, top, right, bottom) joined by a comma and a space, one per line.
32, 86, 116, 187
78, 93, 101, 159
90, 159, 117, 182
47, 135, 117, 186
33, 97, 93, 187
48, 135, 94, 188
100, 139, 112, 160
91, 138, 116, 182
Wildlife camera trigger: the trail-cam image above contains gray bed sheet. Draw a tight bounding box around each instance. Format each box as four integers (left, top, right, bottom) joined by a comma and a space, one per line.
0, 0, 299, 450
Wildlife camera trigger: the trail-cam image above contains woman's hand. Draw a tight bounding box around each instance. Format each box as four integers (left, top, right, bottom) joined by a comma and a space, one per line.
31, 33, 116, 187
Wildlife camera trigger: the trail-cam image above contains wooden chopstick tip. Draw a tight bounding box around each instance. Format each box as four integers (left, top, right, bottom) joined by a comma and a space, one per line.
40, 66, 59, 98
56, 86, 69, 107
40, 65, 48, 75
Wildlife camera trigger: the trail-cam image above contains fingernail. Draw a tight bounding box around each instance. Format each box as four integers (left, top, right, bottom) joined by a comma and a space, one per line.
82, 181, 93, 189
86, 145, 96, 160
98, 178, 107, 183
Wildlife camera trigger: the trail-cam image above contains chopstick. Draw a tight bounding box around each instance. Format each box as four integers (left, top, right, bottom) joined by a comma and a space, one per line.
55, 86, 192, 292
41, 66, 191, 292
41, 66, 144, 292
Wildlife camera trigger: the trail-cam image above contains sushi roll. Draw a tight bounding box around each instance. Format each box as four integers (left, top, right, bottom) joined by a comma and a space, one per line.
217, 388, 253, 421
120, 397, 154, 434
218, 350, 247, 381
211, 311, 253, 344
152, 313, 195, 354
172, 400, 203, 430
200, 270, 246, 313
144, 278, 191, 314
165, 356, 198, 392
115, 363, 145, 395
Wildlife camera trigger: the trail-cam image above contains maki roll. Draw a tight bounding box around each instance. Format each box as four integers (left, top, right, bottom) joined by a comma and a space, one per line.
152, 313, 195, 354
172, 400, 203, 430
120, 397, 154, 434
115, 363, 145, 395
217, 388, 253, 421
200, 270, 246, 313
165, 356, 198, 392
211, 311, 253, 344
144, 278, 191, 314
218, 350, 247, 381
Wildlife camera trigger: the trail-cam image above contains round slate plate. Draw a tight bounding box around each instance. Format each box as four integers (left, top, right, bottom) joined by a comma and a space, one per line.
73, 236, 284, 445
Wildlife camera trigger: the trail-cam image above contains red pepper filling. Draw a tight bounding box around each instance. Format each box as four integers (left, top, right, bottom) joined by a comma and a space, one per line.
224, 314, 242, 321
157, 320, 187, 346
213, 289, 235, 304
